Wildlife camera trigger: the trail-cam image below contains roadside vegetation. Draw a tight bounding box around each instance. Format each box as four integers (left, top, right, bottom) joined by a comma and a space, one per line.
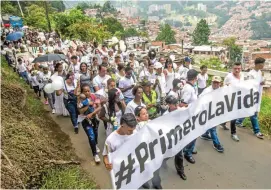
1, 57, 97, 189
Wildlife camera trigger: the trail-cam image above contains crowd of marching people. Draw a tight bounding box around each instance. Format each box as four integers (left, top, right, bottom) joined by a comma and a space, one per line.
1, 27, 266, 189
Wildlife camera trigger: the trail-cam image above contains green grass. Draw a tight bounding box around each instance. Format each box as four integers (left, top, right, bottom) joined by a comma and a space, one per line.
243, 94, 271, 136
41, 166, 97, 189
1, 56, 98, 189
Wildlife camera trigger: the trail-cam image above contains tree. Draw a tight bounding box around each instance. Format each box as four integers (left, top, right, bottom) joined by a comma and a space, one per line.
222, 37, 242, 62
123, 28, 139, 38
155, 24, 176, 44
102, 1, 117, 14
200, 57, 226, 71
68, 22, 110, 42
24, 5, 49, 31
53, 8, 92, 38
192, 19, 210, 45
1, 1, 18, 16
50, 1, 65, 12
102, 17, 124, 35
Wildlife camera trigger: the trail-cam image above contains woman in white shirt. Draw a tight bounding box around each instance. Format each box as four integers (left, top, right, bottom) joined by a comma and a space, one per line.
125, 85, 146, 115
56, 73, 80, 133
164, 58, 180, 93
197, 65, 208, 95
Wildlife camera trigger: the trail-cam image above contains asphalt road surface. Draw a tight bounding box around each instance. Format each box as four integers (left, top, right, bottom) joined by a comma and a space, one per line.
50, 112, 271, 189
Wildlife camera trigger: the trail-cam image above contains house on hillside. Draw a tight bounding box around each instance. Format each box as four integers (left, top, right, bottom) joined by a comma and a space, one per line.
192, 45, 227, 56
125, 36, 148, 50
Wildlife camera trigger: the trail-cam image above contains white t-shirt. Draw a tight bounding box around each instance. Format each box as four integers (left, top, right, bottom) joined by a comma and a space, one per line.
197, 73, 208, 88
200, 86, 216, 97
102, 131, 136, 155
181, 83, 198, 104
178, 65, 189, 79
118, 76, 135, 98
136, 120, 150, 131
224, 72, 244, 85
139, 70, 156, 82
247, 69, 263, 84
69, 63, 81, 80
93, 75, 111, 91
125, 100, 146, 115
63, 79, 78, 99
38, 71, 52, 88
17, 63, 27, 73
167, 90, 181, 100
155, 73, 167, 101
30, 75, 39, 86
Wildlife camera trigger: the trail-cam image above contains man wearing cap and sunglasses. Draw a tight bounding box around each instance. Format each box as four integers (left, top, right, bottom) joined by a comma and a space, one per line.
164, 95, 187, 180
199, 76, 224, 153
180, 69, 198, 164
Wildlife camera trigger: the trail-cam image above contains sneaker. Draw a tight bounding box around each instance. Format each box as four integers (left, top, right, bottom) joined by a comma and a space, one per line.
52, 109, 56, 114
220, 123, 229, 130
213, 144, 224, 153
236, 123, 245, 128
74, 127, 79, 134
96, 145, 100, 153
200, 134, 212, 141
255, 132, 264, 139
45, 100, 49, 105
94, 154, 101, 163
231, 134, 240, 142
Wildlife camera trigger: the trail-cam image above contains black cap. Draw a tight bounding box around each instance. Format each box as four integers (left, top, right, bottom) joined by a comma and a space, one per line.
187, 69, 198, 81
165, 95, 178, 105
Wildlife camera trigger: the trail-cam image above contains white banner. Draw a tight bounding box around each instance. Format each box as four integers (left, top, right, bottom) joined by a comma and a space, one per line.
110, 80, 260, 189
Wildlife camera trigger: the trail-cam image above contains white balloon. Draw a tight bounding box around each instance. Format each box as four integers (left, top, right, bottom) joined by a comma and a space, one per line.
119, 40, 125, 45
112, 37, 119, 44
120, 44, 126, 52
44, 83, 55, 94
51, 79, 63, 90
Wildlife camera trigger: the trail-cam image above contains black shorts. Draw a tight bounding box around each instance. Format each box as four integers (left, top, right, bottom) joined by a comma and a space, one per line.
33, 86, 40, 93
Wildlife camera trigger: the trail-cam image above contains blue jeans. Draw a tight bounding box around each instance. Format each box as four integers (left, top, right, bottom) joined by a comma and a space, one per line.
184, 139, 196, 157
236, 113, 260, 134
63, 98, 79, 128
19, 71, 29, 83
204, 127, 221, 146
124, 97, 133, 105
82, 119, 98, 156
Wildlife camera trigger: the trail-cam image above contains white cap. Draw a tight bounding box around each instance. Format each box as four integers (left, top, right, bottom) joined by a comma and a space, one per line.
154, 62, 163, 69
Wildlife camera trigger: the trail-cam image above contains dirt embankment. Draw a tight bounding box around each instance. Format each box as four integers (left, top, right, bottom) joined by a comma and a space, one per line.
1, 64, 81, 188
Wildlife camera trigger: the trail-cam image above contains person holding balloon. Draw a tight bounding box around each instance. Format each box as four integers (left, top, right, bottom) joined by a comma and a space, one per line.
38, 65, 56, 114
56, 72, 81, 134
51, 63, 69, 116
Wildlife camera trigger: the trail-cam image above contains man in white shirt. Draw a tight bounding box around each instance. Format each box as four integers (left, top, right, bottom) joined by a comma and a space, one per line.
153, 62, 167, 112
139, 62, 156, 82
17, 58, 29, 84
167, 78, 184, 104
93, 64, 111, 92
223, 62, 244, 142
180, 69, 198, 164
235, 58, 265, 139
103, 113, 137, 175
69, 55, 80, 80
163, 95, 187, 180
178, 57, 192, 79
197, 65, 208, 95
199, 76, 224, 152
119, 66, 135, 105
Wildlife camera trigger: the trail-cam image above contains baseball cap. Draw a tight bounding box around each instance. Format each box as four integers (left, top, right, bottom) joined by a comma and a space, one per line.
184, 57, 191, 63
212, 76, 222, 83
154, 62, 163, 69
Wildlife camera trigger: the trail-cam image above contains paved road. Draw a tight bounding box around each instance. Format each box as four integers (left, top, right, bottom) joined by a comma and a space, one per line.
50, 111, 271, 189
